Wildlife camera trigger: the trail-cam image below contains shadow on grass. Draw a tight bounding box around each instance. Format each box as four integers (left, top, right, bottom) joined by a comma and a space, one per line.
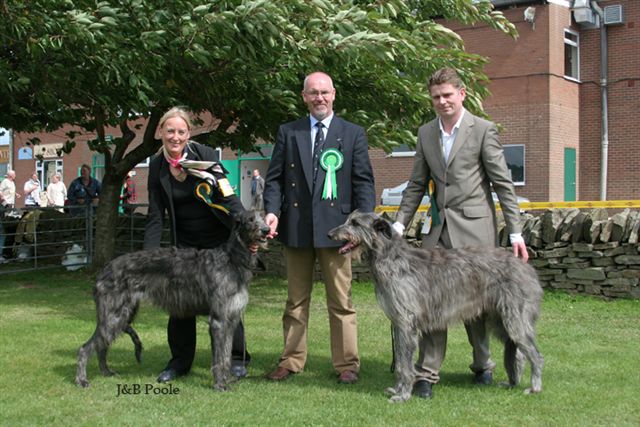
56, 339, 518, 400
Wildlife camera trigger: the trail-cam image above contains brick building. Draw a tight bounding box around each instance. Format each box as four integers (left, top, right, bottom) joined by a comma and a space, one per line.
3, 0, 638, 207
370, 0, 639, 204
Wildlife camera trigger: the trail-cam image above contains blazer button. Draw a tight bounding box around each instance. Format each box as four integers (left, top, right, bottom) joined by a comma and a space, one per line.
330, 202, 334, 207
290, 163, 295, 168
291, 182, 296, 187
294, 202, 298, 207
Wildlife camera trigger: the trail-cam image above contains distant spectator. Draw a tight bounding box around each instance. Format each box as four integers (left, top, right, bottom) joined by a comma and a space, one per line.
47, 173, 67, 212
0, 170, 21, 209
67, 164, 101, 215
250, 169, 265, 211
23, 172, 41, 208
119, 172, 137, 214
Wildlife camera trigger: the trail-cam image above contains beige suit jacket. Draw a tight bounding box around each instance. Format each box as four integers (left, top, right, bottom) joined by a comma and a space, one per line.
396, 111, 522, 249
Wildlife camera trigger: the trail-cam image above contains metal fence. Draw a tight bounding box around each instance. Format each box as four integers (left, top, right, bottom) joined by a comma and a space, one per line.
0, 204, 167, 275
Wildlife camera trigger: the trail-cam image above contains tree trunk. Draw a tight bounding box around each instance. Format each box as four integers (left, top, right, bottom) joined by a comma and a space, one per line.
92, 172, 125, 269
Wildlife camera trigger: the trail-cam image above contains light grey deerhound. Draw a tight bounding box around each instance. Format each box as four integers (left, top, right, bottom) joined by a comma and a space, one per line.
75, 210, 269, 391
328, 211, 543, 402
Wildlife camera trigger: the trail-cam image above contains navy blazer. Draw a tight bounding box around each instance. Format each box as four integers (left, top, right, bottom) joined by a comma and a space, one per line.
264, 116, 375, 248
143, 142, 244, 249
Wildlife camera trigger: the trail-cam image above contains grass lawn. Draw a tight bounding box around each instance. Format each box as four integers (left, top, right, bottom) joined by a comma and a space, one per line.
0, 270, 639, 427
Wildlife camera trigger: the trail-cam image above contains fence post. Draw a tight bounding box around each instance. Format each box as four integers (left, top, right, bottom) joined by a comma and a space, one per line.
86, 204, 93, 265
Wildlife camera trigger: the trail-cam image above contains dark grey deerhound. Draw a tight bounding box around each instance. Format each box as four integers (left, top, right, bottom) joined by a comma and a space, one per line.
328, 211, 544, 402
75, 210, 269, 390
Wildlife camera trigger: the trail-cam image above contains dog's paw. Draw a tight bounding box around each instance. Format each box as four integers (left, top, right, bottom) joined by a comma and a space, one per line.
388, 393, 410, 403
524, 387, 542, 394
384, 387, 397, 396
498, 381, 514, 389
213, 383, 231, 392
75, 378, 90, 388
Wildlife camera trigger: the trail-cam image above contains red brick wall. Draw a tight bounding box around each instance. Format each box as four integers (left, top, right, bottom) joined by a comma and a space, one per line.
579, 0, 640, 200
369, 150, 414, 204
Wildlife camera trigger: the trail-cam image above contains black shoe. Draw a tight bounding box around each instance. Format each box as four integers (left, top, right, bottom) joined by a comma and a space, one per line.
157, 368, 182, 383
412, 380, 433, 399
473, 370, 493, 385
230, 362, 248, 378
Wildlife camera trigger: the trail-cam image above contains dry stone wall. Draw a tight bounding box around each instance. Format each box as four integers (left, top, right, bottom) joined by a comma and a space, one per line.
258, 209, 640, 299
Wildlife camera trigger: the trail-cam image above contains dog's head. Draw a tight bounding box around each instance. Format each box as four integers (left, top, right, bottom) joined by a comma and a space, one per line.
232, 210, 270, 250
328, 211, 396, 260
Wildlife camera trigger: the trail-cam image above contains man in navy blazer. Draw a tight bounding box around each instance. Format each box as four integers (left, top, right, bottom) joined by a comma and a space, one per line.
264, 71, 375, 384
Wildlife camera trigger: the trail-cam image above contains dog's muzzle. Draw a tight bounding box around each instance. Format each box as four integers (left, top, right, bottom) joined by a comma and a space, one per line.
257, 225, 270, 247
328, 227, 358, 255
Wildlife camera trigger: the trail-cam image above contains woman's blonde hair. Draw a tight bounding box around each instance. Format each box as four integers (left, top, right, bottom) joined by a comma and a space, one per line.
158, 106, 192, 130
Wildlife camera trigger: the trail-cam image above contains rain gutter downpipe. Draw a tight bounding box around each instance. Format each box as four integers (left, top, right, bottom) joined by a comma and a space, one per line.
591, 0, 609, 200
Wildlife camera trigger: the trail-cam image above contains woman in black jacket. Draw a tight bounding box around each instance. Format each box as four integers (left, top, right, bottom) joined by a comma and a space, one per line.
144, 107, 250, 383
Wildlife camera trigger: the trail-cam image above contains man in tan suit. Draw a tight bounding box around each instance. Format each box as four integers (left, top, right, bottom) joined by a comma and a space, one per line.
393, 68, 529, 399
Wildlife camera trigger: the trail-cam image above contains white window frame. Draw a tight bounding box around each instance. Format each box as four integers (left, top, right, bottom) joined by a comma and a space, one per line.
36, 159, 64, 188
564, 29, 580, 81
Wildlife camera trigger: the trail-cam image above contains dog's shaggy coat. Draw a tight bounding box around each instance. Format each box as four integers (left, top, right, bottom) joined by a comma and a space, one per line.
328, 211, 544, 402
75, 210, 269, 390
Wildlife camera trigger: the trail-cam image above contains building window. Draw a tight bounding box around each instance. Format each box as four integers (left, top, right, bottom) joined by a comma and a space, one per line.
564, 29, 580, 81
504, 144, 525, 186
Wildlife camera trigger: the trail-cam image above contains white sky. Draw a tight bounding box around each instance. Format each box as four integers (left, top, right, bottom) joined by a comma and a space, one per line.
0, 128, 9, 145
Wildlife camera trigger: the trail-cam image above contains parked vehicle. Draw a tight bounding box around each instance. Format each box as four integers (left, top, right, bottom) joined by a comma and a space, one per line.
380, 181, 529, 210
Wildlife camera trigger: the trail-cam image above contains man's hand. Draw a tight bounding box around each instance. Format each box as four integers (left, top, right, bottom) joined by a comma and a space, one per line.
391, 221, 405, 236
511, 240, 529, 262
265, 213, 279, 238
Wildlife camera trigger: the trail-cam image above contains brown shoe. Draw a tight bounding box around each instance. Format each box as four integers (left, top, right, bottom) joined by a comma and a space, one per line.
267, 366, 293, 381
338, 370, 358, 384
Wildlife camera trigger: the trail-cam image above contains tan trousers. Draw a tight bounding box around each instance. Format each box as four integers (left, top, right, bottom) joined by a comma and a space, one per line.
277, 246, 359, 374
414, 223, 496, 384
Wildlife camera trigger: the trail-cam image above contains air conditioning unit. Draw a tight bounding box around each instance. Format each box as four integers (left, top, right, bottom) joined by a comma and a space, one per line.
603, 5, 624, 26
572, 0, 600, 28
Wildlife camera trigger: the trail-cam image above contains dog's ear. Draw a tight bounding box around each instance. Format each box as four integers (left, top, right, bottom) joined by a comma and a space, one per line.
373, 218, 393, 239
231, 211, 247, 227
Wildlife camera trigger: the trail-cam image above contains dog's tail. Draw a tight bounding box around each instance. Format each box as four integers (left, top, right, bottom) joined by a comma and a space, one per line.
124, 325, 143, 363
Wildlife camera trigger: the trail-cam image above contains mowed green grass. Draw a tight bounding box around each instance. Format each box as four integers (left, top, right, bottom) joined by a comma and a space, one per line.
0, 270, 638, 427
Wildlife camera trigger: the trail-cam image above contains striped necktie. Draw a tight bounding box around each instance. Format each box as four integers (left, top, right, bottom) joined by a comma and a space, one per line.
313, 122, 325, 183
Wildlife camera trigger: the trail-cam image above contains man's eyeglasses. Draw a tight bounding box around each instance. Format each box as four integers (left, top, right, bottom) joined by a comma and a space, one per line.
304, 90, 333, 99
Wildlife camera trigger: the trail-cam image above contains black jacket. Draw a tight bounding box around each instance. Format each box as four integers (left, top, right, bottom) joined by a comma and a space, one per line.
263, 116, 375, 248
143, 142, 244, 249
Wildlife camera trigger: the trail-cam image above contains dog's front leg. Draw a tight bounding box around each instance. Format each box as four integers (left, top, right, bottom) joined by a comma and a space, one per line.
386, 325, 416, 403
208, 315, 230, 391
